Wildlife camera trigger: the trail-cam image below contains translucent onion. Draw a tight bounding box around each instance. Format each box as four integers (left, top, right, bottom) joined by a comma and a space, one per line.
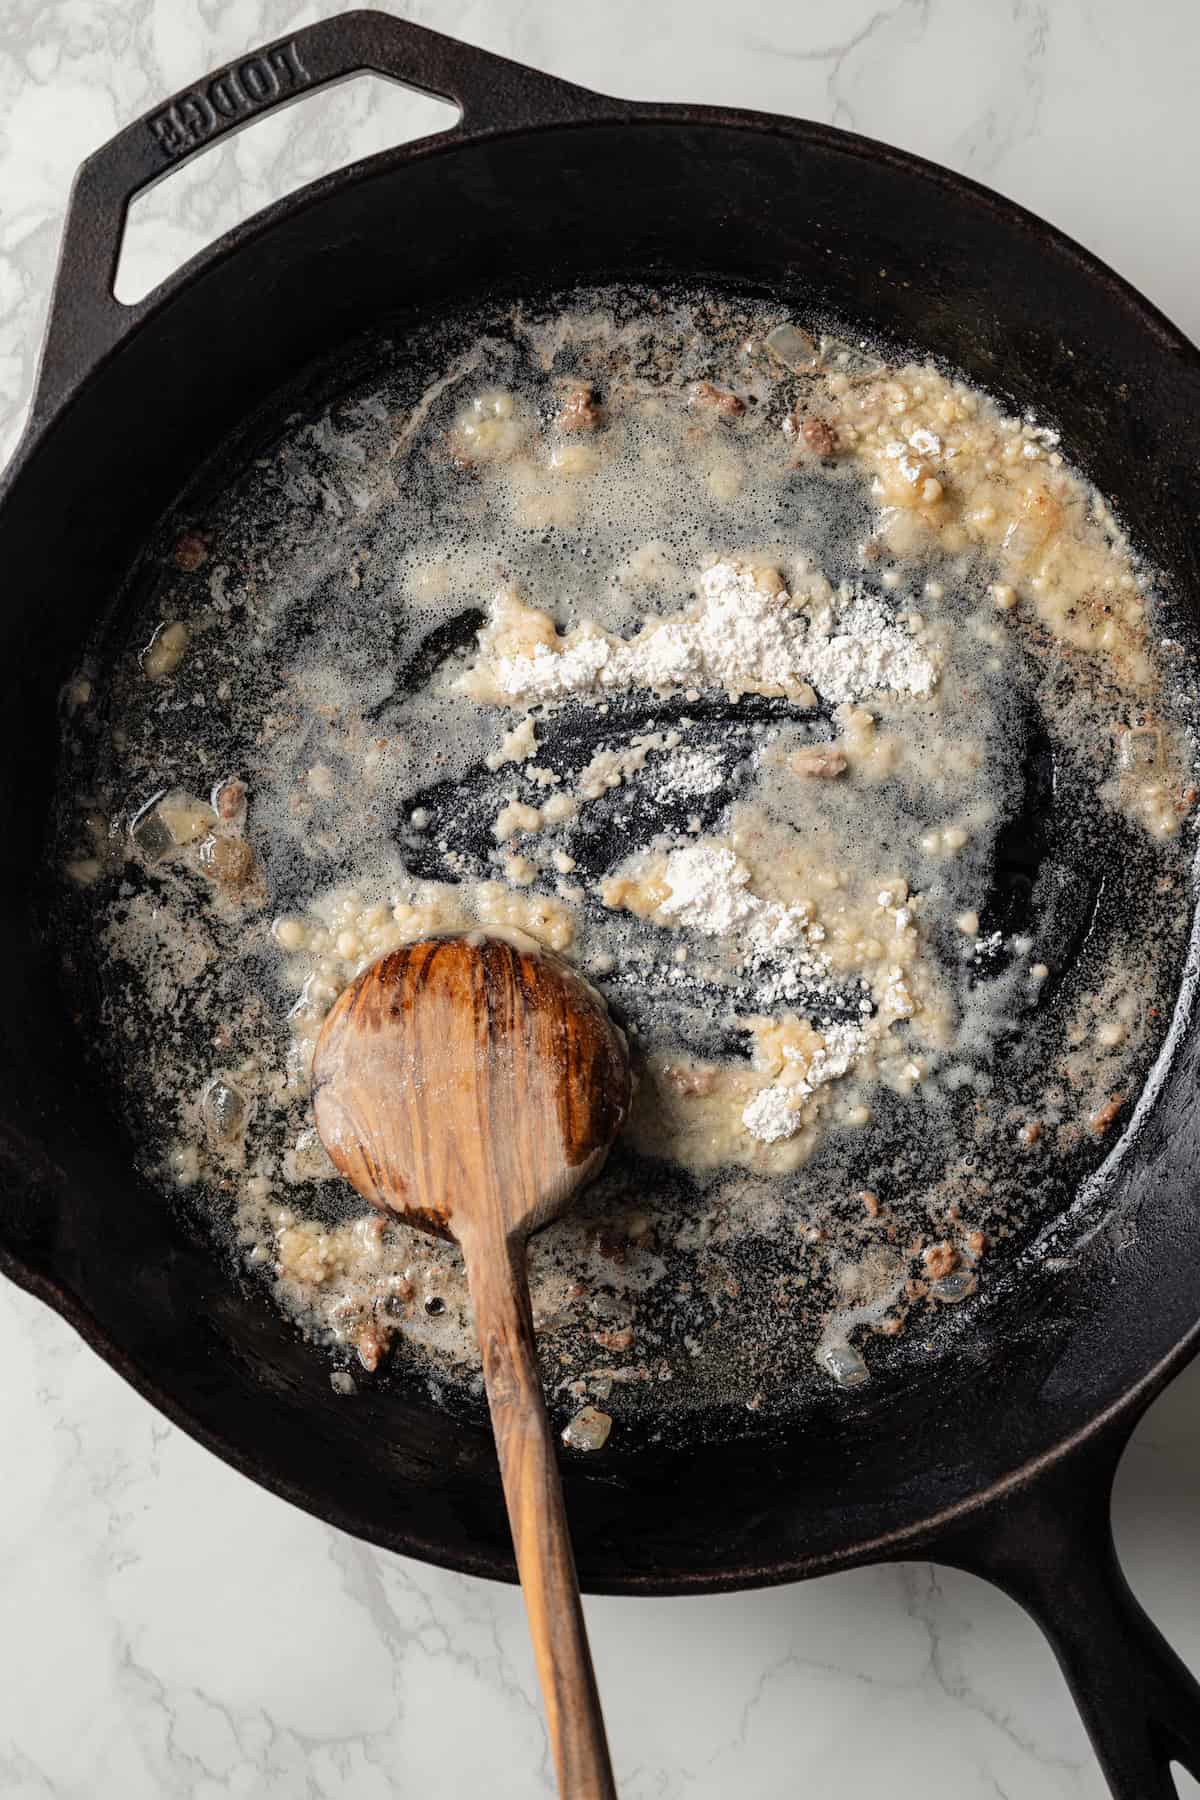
821, 1342, 870, 1387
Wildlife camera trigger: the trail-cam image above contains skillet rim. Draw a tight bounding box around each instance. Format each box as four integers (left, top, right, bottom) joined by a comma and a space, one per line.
3, 85, 1200, 1592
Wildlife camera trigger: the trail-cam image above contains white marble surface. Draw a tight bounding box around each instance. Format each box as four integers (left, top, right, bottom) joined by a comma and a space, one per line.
2, 2, 1199, 1794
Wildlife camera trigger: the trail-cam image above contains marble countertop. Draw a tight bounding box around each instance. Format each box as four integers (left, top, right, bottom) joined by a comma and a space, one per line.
3, 2, 1199, 1795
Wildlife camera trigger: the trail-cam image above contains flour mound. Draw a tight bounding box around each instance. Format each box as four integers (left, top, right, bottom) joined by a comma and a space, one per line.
460, 560, 938, 707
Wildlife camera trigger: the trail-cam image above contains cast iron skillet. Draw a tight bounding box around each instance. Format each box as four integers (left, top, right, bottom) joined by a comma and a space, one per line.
1, 12, 1198, 1794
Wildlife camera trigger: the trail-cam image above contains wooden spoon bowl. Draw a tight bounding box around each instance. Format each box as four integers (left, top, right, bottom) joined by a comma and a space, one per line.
312, 932, 631, 1243
312, 933, 631, 1799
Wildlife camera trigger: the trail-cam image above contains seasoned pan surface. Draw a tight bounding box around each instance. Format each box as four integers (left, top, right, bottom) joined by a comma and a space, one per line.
7, 17, 1200, 1791
0, 17, 1197, 1650
48, 276, 1198, 1465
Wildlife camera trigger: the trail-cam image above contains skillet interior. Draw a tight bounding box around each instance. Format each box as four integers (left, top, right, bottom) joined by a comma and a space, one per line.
2, 113, 1200, 1589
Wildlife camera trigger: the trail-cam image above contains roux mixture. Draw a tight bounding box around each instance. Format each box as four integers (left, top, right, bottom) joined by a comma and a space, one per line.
54, 290, 1197, 1442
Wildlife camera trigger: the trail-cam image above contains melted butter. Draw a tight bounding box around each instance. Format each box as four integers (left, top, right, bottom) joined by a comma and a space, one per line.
53, 288, 1198, 1407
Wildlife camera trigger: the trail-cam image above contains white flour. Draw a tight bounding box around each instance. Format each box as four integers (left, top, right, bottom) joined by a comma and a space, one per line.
656, 842, 840, 971
650, 843, 868, 1141
740, 1084, 800, 1143
568, 738, 726, 808
657, 843, 824, 958
650, 746, 726, 800
463, 560, 938, 707
741, 1024, 868, 1143
572, 729, 721, 804
656, 842, 758, 934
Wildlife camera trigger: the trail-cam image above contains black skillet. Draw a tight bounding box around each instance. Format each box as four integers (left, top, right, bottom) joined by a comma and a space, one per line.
1, 13, 1198, 1794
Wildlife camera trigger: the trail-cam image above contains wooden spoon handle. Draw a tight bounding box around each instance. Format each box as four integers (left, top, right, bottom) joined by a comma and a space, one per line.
462, 1229, 617, 1800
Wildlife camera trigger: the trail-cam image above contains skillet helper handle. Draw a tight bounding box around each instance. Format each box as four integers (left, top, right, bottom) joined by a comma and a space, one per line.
33, 9, 604, 427
941, 1429, 1200, 1799
462, 1225, 617, 1800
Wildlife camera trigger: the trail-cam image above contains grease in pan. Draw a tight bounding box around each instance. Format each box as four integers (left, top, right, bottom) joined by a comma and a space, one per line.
53, 287, 1196, 1434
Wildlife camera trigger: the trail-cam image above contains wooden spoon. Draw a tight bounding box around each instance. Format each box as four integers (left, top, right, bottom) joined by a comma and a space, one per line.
311, 933, 631, 1800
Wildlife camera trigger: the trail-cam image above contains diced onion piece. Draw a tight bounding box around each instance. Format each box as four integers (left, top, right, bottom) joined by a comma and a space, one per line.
764, 322, 818, 371
820, 1342, 869, 1387
561, 1405, 613, 1451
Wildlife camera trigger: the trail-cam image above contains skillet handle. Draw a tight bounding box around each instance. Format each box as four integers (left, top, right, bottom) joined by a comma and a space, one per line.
32, 9, 607, 427
939, 1423, 1200, 1799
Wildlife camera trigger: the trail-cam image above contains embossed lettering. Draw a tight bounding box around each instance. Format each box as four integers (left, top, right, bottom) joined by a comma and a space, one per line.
176, 92, 215, 139
147, 109, 188, 155
238, 57, 274, 102
207, 74, 242, 118
267, 41, 309, 85
145, 39, 314, 161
